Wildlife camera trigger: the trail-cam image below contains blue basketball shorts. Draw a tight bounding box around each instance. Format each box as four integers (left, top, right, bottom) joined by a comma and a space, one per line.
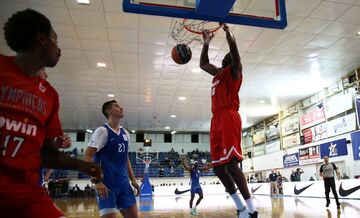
97, 183, 136, 216
191, 186, 203, 195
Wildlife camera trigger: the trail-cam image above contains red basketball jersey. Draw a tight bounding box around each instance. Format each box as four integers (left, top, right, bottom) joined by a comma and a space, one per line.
211, 66, 242, 113
0, 54, 63, 202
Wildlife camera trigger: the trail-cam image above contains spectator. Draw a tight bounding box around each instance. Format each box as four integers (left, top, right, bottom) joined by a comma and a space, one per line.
71, 184, 81, 198
249, 175, 257, 183
84, 184, 91, 198
269, 170, 278, 197
290, 170, 296, 182
342, 173, 349, 179
72, 147, 78, 158
277, 172, 283, 196
159, 168, 165, 177
294, 168, 304, 181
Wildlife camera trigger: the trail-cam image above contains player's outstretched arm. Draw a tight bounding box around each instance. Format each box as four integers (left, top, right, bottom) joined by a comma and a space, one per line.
200, 162, 213, 172
83, 147, 110, 198
200, 30, 219, 76
41, 140, 102, 178
223, 24, 242, 80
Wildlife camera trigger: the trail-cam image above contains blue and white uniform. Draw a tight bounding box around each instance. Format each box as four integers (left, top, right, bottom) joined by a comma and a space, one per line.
88, 124, 136, 216
190, 169, 202, 194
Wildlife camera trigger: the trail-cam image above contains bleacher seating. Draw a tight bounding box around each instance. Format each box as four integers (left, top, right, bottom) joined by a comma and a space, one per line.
44, 150, 215, 181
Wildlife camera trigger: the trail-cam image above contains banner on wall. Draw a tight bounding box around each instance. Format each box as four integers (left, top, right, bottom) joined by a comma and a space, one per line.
320, 138, 348, 158
300, 106, 326, 130
254, 144, 265, 156
266, 125, 279, 140
253, 129, 265, 145
282, 133, 300, 148
356, 96, 360, 128
302, 123, 327, 144
283, 152, 299, 168
242, 135, 253, 149
265, 140, 280, 154
350, 131, 360, 160
325, 92, 353, 119
327, 113, 356, 138
281, 118, 299, 136
299, 145, 320, 165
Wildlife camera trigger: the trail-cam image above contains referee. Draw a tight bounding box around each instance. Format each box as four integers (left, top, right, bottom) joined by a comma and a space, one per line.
319, 156, 341, 209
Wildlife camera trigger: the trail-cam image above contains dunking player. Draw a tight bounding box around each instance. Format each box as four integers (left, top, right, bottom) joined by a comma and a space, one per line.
0, 9, 102, 217
181, 158, 212, 216
200, 24, 258, 218
84, 100, 140, 218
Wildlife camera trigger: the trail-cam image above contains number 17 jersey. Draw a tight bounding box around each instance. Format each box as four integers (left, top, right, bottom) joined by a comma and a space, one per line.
0, 55, 63, 202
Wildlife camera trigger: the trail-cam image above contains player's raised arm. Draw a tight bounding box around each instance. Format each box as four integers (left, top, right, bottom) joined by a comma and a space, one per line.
181, 158, 192, 172
223, 24, 242, 80
200, 30, 220, 76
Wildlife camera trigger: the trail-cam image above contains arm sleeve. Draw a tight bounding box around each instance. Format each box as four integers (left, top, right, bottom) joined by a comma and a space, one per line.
87, 127, 107, 151
124, 128, 131, 148
320, 165, 323, 173
45, 88, 63, 139
332, 163, 337, 170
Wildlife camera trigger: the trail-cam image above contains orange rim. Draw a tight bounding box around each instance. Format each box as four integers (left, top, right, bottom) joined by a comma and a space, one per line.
182, 19, 222, 35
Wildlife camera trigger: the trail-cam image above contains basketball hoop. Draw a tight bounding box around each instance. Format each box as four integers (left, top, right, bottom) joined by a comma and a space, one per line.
171, 19, 222, 45
144, 160, 151, 169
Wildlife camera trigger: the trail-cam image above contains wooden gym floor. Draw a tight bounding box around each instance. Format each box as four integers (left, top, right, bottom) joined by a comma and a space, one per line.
54, 194, 360, 218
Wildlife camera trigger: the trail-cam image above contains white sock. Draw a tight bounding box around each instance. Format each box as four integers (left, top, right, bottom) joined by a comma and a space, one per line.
230, 193, 246, 211
193, 205, 197, 210
246, 198, 256, 213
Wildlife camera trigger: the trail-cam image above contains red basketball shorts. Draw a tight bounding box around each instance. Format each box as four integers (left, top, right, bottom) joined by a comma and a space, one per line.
0, 187, 65, 218
210, 109, 243, 166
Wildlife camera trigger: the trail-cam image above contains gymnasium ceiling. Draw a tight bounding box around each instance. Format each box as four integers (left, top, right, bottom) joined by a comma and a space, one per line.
1, 0, 360, 132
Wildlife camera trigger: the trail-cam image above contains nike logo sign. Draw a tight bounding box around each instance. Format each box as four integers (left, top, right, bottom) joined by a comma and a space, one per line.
251, 185, 262, 194
174, 188, 190, 195
294, 183, 314, 195
339, 182, 360, 197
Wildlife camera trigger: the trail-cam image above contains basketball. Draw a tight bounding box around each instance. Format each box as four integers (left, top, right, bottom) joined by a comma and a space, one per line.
171, 44, 192, 65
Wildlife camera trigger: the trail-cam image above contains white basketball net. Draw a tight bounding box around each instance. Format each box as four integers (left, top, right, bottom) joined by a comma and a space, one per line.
171, 19, 222, 45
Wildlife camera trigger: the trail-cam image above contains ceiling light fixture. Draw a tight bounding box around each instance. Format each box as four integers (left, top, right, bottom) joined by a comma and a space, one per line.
107, 94, 115, 98
170, 114, 176, 118
77, 0, 90, 5
97, 62, 106, 67
178, 96, 186, 101
357, 31, 360, 36
192, 68, 201, 73
307, 53, 318, 58
171, 131, 176, 134
86, 129, 93, 133
165, 126, 170, 130
131, 130, 136, 133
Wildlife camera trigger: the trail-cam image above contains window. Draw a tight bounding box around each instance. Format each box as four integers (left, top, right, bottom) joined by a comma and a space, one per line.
136, 133, 144, 142
164, 133, 172, 143
191, 134, 199, 143
76, 132, 85, 142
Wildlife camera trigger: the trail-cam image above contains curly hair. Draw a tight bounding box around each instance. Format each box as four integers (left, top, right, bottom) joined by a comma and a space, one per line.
3, 8, 52, 52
